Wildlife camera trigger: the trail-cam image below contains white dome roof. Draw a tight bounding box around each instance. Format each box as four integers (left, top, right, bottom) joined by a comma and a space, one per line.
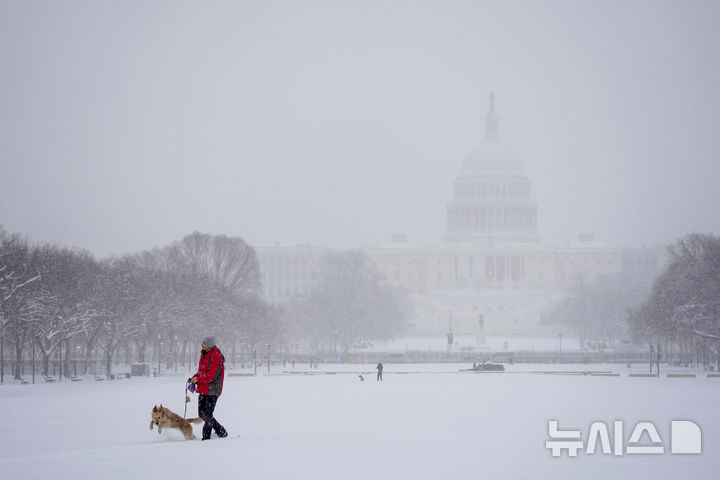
460, 141, 525, 176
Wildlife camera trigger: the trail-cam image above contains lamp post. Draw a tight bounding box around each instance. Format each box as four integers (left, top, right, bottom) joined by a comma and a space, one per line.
174, 335, 178, 373
650, 343, 654, 374
58, 316, 63, 382
140, 323, 146, 363
447, 310, 454, 355
157, 334, 162, 377
252, 348, 257, 376
558, 333, 563, 355
104, 321, 111, 379
265, 343, 270, 373
32, 334, 35, 384
74, 345, 80, 378
0, 311, 4, 385
284, 343, 289, 367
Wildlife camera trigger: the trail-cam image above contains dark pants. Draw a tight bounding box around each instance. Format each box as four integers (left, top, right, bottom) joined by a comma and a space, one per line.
198, 394, 227, 439
377, 371, 382, 381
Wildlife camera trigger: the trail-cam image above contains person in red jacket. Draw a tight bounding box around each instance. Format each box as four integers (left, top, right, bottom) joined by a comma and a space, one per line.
189, 336, 228, 440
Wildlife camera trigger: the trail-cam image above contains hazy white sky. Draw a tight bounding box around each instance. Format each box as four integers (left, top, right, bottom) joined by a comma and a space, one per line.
1, 0, 719, 257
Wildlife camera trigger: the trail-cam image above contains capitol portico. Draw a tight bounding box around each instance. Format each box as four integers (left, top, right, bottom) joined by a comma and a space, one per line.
256, 94, 660, 341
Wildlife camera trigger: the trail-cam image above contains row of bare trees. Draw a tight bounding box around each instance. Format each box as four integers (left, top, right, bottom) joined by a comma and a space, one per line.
543, 233, 720, 365
628, 233, 720, 367
542, 269, 654, 349
0, 228, 281, 380
284, 251, 409, 354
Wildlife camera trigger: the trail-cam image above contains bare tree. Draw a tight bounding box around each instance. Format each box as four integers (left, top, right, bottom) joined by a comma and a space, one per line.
0, 234, 41, 379
291, 251, 408, 352
629, 233, 720, 367
27, 244, 101, 377
95, 258, 142, 378
129, 232, 273, 359
544, 269, 654, 349
165, 232, 261, 297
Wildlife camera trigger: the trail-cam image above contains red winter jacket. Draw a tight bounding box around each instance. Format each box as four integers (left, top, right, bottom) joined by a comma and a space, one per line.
194, 346, 225, 396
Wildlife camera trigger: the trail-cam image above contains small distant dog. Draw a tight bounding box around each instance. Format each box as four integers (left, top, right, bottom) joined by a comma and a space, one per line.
149, 404, 203, 440
358, 375, 365, 382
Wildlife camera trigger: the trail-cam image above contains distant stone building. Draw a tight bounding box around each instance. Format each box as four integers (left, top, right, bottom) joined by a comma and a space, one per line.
255, 245, 334, 305
255, 94, 661, 340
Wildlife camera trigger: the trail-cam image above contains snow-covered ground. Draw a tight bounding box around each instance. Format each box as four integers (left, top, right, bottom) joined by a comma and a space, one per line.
1, 363, 718, 479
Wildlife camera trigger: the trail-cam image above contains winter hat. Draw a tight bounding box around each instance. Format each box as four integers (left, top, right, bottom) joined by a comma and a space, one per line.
202, 336, 216, 348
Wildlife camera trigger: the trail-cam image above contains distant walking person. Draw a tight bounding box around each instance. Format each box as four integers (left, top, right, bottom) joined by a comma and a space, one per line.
376, 362, 383, 381
190, 336, 228, 440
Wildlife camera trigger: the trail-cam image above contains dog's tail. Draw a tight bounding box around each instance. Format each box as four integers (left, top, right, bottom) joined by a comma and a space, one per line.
186, 417, 204, 424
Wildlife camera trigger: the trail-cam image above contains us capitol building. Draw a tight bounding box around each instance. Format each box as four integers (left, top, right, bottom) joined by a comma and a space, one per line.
256, 94, 659, 340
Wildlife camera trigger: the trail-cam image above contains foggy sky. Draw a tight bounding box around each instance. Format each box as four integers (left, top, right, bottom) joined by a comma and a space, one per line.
1, 0, 719, 258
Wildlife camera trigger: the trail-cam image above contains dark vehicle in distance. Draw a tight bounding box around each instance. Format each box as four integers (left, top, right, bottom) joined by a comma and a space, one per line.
464, 361, 505, 372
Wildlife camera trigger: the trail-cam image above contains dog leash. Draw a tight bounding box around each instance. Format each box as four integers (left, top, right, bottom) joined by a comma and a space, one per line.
183, 382, 189, 419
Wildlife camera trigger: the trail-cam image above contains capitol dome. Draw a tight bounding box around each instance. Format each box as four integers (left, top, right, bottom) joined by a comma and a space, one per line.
445, 94, 540, 244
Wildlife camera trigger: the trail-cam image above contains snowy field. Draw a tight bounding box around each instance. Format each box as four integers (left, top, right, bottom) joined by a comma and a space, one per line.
1, 363, 718, 480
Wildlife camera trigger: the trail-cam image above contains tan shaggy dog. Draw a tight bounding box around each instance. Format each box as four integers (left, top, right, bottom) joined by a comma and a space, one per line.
149, 404, 203, 440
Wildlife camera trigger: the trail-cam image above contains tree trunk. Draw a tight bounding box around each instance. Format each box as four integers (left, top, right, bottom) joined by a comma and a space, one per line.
64, 339, 72, 378
84, 345, 93, 376
42, 352, 50, 376
106, 348, 113, 378
13, 343, 23, 380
